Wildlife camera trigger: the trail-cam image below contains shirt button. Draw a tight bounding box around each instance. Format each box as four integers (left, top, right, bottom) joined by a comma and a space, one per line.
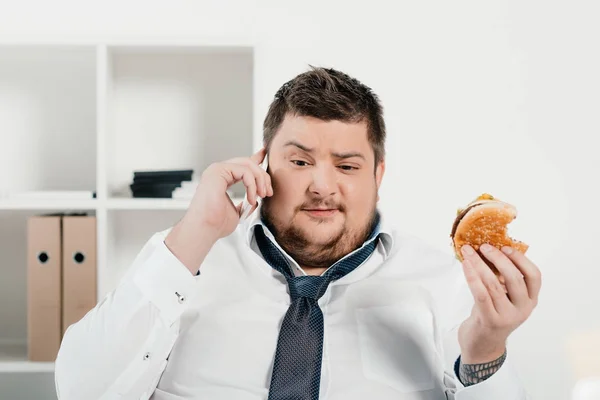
143, 352, 151, 361
175, 291, 186, 304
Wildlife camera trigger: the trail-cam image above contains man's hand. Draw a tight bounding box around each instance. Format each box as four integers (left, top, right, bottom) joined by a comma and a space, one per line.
165, 148, 273, 274
188, 147, 272, 239
458, 244, 541, 365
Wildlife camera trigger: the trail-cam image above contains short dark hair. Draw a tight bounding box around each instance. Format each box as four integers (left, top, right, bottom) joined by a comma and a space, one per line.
263, 66, 386, 164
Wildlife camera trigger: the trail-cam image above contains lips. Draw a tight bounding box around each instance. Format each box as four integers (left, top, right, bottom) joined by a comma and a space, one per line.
302, 209, 339, 217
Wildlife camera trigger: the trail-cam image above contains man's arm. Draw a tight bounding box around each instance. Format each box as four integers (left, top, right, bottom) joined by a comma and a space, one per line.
55, 230, 197, 399
449, 244, 540, 399
436, 253, 531, 399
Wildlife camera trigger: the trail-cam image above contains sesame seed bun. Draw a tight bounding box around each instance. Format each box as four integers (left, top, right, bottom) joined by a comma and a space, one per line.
451, 194, 529, 276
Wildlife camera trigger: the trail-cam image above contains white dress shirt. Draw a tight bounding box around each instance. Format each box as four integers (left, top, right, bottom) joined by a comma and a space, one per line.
55, 208, 530, 400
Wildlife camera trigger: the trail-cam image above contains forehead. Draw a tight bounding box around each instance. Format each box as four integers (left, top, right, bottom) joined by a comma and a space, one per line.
272, 114, 371, 153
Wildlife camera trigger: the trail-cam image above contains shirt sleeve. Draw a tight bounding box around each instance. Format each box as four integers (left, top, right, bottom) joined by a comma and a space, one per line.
55, 229, 198, 400
454, 354, 530, 399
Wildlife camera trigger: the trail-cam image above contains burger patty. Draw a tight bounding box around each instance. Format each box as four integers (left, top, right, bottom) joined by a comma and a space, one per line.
450, 203, 481, 239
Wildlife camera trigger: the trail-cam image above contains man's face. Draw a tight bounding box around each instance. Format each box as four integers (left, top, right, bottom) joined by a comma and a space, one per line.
260, 114, 385, 268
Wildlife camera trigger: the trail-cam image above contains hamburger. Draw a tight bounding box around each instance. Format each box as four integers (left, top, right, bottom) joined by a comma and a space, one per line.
450, 193, 529, 277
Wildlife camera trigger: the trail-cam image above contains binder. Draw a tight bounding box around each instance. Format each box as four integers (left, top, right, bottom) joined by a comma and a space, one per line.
62, 215, 97, 335
27, 215, 62, 362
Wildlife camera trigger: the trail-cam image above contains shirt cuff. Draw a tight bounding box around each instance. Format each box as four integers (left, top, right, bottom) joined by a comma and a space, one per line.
454, 353, 528, 399
133, 234, 198, 327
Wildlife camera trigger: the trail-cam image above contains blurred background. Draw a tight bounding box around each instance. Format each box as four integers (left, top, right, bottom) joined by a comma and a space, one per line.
0, 0, 598, 399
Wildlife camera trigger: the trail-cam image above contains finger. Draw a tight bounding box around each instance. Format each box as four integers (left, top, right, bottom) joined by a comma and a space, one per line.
249, 147, 267, 165
228, 158, 267, 198
228, 157, 270, 198
501, 246, 542, 303
479, 244, 529, 307
223, 163, 258, 205
265, 171, 273, 196
462, 259, 497, 317
461, 245, 513, 314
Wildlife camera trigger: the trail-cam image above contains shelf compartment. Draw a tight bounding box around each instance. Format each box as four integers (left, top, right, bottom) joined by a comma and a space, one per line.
0, 210, 96, 375
0, 45, 97, 195
0, 342, 54, 373
105, 46, 254, 199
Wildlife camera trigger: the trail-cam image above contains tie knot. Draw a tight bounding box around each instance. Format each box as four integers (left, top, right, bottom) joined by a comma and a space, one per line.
288, 276, 330, 301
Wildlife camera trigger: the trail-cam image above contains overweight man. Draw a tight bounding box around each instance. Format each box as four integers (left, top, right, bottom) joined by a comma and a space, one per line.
55, 67, 540, 399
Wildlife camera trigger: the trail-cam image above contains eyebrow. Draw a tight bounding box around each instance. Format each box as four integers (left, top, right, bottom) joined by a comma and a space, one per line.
284, 140, 366, 160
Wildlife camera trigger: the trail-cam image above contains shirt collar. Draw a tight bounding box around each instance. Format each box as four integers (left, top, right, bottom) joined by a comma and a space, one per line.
243, 204, 395, 259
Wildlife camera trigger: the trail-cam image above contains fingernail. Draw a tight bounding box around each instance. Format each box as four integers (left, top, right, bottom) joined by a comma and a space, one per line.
461, 245, 474, 256
501, 246, 513, 255
480, 244, 493, 253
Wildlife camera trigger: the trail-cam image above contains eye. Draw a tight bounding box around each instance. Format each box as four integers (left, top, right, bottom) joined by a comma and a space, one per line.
339, 165, 357, 171
292, 160, 309, 167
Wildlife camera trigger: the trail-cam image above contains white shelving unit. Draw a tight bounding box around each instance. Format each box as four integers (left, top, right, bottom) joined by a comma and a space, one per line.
0, 42, 254, 384
0, 342, 54, 373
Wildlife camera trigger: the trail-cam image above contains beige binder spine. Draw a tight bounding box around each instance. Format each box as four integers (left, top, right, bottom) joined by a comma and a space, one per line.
27, 215, 62, 362
62, 215, 97, 335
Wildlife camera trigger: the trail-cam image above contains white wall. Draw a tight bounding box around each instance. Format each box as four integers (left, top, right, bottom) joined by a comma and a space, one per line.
1, 1, 598, 399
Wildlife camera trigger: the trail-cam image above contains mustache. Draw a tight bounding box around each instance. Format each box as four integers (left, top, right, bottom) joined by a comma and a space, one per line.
298, 200, 345, 212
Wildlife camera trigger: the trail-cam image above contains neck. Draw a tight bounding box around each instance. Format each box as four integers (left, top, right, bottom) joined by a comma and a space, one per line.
301, 266, 328, 276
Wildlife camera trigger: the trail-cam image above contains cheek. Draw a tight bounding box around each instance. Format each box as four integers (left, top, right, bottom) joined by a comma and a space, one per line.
271, 173, 306, 210
341, 179, 377, 210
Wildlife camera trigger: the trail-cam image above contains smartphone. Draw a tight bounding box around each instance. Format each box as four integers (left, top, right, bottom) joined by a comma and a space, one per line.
239, 153, 269, 221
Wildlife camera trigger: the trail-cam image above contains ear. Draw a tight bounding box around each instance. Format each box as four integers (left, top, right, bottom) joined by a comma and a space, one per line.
375, 159, 385, 189
375, 159, 385, 201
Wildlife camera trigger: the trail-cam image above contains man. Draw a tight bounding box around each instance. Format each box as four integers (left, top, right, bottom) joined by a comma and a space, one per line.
55, 67, 540, 399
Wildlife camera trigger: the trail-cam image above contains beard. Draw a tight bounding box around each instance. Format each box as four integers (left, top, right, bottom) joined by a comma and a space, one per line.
260, 195, 379, 268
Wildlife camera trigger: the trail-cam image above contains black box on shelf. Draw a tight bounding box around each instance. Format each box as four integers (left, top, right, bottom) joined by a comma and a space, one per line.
129, 169, 194, 198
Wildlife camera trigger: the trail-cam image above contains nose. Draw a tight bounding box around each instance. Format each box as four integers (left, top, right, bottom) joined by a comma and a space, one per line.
308, 164, 337, 197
